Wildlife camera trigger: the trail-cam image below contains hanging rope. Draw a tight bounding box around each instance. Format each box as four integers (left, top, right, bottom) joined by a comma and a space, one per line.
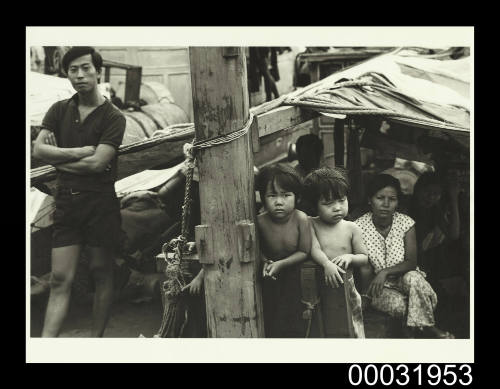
301, 298, 320, 338
160, 145, 196, 300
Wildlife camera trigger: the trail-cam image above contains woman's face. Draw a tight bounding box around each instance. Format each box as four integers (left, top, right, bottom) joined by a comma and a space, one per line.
370, 186, 398, 219
416, 184, 442, 209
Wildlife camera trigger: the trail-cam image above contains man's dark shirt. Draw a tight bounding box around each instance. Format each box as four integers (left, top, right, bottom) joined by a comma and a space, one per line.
42, 93, 126, 192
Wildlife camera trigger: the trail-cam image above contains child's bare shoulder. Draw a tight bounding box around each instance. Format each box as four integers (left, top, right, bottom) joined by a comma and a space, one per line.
344, 220, 362, 233
294, 209, 310, 224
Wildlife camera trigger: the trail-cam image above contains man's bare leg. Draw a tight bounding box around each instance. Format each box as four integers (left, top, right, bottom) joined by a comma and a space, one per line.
88, 246, 114, 337
41, 245, 81, 337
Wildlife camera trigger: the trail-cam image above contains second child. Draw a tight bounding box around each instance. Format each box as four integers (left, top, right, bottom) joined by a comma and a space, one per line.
303, 167, 368, 337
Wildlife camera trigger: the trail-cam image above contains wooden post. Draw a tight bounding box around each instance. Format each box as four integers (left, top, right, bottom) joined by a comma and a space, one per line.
124, 66, 142, 106
309, 62, 320, 136
189, 47, 265, 338
334, 119, 345, 167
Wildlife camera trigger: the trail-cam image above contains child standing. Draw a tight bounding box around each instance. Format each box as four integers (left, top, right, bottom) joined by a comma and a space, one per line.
303, 167, 368, 337
256, 163, 311, 337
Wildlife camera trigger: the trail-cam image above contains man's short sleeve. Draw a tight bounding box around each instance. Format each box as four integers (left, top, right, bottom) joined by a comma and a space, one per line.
41, 101, 61, 133
99, 108, 126, 149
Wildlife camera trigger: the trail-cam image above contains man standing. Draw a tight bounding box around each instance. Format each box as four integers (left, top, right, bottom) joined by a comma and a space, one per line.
33, 47, 126, 337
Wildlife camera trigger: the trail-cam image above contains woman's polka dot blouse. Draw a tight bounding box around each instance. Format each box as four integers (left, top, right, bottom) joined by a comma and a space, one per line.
354, 212, 415, 273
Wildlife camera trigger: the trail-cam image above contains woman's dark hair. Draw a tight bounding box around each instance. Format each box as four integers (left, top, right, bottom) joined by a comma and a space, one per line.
412, 172, 442, 197
303, 167, 349, 206
256, 163, 302, 205
365, 174, 403, 202
62, 46, 103, 74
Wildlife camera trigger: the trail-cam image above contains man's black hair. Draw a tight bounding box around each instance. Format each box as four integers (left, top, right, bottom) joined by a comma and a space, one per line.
62, 46, 103, 74
303, 167, 349, 206
365, 174, 402, 202
256, 163, 302, 206
296, 134, 323, 172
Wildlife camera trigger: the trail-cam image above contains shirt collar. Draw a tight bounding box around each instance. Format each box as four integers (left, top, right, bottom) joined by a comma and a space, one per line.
69, 93, 109, 107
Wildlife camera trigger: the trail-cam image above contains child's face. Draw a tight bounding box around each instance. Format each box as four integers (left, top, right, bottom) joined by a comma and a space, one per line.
370, 186, 398, 218
317, 194, 348, 225
263, 180, 296, 220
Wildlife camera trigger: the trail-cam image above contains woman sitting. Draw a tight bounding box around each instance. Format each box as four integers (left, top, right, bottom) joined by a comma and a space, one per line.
409, 170, 462, 287
355, 174, 454, 338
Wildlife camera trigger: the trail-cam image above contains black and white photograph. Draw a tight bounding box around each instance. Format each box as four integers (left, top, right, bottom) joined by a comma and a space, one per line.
27, 26, 473, 363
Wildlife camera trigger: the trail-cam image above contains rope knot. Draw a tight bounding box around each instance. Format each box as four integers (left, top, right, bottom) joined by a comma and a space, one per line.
183, 142, 195, 161
301, 298, 320, 320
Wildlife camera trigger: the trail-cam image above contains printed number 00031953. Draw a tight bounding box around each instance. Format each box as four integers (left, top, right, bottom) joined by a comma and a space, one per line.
348, 364, 473, 386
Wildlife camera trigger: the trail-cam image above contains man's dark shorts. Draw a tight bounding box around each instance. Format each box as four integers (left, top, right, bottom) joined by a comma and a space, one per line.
52, 187, 123, 250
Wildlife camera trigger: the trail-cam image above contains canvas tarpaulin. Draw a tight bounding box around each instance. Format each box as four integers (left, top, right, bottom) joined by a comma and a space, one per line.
283, 49, 470, 138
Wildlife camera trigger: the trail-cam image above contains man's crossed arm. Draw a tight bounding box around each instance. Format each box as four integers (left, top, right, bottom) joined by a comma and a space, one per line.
33, 129, 116, 174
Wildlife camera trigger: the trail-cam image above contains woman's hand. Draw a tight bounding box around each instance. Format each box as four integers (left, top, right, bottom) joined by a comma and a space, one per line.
332, 254, 353, 270
422, 226, 445, 251
367, 269, 388, 298
324, 261, 346, 288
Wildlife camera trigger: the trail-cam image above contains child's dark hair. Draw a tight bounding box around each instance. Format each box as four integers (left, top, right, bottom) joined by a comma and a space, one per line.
256, 163, 302, 205
62, 46, 103, 74
303, 167, 349, 206
365, 174, 402, 202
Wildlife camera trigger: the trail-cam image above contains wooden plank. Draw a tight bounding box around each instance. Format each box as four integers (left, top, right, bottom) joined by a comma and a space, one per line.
116, 138, 185, 181
255, 105, 318, 138
102, 59, 141, 71
124, 66, 142, 105
190, 47, 264, 338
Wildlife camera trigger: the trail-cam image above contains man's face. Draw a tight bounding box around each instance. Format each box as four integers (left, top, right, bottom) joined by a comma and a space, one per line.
67, 54, 100, 93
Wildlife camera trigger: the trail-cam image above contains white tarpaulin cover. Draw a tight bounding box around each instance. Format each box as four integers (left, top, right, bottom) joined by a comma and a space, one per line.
114, 163, 183, 198
29, 71, 111, 126
285, 49, 470, 133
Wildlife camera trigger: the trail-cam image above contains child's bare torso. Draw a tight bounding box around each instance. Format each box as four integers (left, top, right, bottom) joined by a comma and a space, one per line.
258, 210, 300, 260
311, 218, 354, 259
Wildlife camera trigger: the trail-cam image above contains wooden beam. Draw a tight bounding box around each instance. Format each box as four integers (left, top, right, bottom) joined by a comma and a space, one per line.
189, 47, 264, 338
254, 105, 318, 138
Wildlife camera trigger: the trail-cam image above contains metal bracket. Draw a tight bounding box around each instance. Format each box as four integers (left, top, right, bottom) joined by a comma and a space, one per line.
236, 221, 256, 263
195, 225, 215, 264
